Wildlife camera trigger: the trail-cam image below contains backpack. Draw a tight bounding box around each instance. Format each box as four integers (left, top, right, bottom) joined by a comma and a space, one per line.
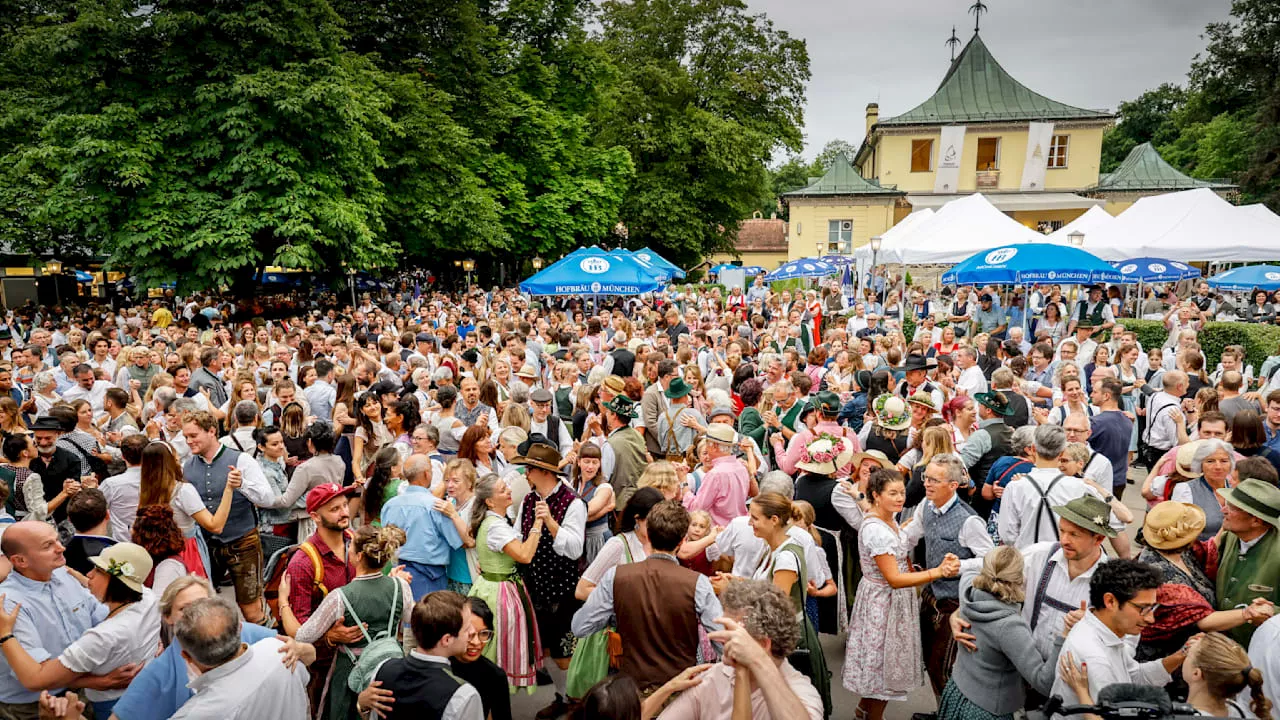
342, 578, 405, 693
264, 534, 348, 624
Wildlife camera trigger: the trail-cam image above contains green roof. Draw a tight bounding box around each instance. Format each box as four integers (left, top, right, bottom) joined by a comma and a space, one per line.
1090, 142, 1236, 192
783, 155, 903, 197
877, 33, 1113, 127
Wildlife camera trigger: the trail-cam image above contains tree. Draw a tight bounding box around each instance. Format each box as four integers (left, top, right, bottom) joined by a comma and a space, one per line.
760, 155, 821, 219
0, 0, 410, 292
815, 139, 857, 170
595, 0, 810, 266
1099, 84, 1187, 172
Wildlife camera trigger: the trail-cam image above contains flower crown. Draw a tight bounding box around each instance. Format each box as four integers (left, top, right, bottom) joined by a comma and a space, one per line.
105, 558, 135, 580
800, 433, 848, 465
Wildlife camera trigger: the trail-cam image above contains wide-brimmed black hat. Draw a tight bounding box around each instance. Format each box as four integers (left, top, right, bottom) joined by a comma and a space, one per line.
903, 354, 928, 373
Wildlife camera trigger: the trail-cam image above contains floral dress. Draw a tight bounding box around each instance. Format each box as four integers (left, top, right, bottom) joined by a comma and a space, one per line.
842, 516, 924, 701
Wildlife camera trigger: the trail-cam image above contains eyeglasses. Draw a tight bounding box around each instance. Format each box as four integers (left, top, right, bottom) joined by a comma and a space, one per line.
1125, 600, 1160, 616
473, 629, 494, 643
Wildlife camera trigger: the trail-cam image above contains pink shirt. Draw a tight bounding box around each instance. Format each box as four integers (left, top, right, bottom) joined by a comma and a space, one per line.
684, 454, 750, 527
657, 660, 823, 720
775, 421, 860, 476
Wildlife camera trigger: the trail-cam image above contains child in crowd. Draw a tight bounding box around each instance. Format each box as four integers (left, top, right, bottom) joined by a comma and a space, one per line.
677, 510, 721, 576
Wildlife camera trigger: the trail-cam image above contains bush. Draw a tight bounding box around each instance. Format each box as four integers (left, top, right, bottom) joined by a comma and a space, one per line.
1119, 320, 1169, 358
1121, 318, 1280, 371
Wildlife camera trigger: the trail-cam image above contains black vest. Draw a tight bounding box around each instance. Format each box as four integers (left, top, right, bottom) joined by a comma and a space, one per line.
970, 422, 1013, 516
794, 473, 849, 533
1003, 392, 1030, 429
377, 655, 465, 720
610, 348, 635, 378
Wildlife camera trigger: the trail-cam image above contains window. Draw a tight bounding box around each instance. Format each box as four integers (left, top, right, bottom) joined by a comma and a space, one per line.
1048, 134, 1069, 168
910, 139, 934, 172
827, 220, 852, 254
976, 137, 1000, 171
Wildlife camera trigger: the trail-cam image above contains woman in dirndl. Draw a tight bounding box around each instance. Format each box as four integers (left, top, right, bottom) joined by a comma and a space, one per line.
571, 444, 614, 567
843, 469, 960, 720
468, 473, 545, 692
138, 440, 234, 578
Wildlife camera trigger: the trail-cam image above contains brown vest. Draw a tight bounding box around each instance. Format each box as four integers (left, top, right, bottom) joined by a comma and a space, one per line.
612, 555, 701, 690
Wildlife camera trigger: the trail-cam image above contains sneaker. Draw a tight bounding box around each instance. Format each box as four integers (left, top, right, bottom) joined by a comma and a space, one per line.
536, 694, 570, 719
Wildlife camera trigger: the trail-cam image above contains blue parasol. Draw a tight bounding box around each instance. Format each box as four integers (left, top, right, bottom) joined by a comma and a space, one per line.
941, 244, 1123, 286
520, 252, 666, 296
1113, 258, 1201, 283
765, 258, 838, 282
1207, 265, 1280, 292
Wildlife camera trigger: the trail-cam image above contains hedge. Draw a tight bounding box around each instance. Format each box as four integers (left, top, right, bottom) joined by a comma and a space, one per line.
1122, 319, 1280, 372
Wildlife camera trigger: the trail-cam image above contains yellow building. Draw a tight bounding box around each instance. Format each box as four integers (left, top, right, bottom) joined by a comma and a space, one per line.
852, 32, 1114, 235
779, 155, 904, 261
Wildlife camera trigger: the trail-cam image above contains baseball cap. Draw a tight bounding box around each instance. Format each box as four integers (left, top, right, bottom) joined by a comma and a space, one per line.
306, 483, 357, 514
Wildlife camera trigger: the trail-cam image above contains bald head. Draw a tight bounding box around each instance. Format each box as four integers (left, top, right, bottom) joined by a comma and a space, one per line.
404, 453, 433, 487
1, 521, 63, 580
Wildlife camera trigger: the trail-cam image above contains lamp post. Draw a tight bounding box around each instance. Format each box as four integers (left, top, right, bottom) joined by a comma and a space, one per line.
44, 260, 63, 307
532, 256, 544, 271
1068, 230, 1085, 247
814, 240, 824, 259
462, 258, 476, 289
868, 235, 882, 300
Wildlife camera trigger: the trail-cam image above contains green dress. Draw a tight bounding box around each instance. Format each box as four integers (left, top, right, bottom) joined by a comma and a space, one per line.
329, 575, 402, 720
469, 512, 540, 692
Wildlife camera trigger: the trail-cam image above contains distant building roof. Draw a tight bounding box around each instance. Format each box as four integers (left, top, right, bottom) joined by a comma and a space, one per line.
782, 155, 903, 198
1090, 142, 1236, 193
877, 33, 1113, 127
735, 218, 788, 252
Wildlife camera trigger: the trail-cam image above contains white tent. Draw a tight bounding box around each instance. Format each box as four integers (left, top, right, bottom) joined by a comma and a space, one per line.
1047, 205, 1115, 242
1241, 203, 1280, 230
852, 209, 933, 263
874, 193, 1044, 265
1081, 188, 1280, 262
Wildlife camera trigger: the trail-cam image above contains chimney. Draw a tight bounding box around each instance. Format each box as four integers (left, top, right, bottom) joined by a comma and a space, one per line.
865, 103, 879, 137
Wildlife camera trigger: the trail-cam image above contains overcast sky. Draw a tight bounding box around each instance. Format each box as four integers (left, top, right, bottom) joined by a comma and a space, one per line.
745, 0, 1235, 159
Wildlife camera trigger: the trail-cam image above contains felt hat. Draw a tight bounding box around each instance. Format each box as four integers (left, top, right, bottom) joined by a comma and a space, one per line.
602, 395, 639, 420
975, 391, 1014, 417
513, 442, 566, 475
1142, 501, 1206, 551
815, 390, 841, 415
1218, 478, 1280, 528
1052, 495, 1118, 538
902, 354, 928, 373
665, 377, 693, 400
89, 542, 153, 594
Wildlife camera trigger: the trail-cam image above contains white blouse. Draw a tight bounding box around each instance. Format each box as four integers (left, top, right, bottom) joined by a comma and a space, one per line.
58, 589, 161, 703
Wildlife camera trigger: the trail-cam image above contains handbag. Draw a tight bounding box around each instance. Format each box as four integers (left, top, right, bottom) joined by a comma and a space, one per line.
774, 543, 832, 718
564, 537, 635, 699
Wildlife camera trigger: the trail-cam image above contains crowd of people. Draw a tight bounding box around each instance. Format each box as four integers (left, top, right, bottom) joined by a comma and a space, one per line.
1, 272, 1280, 720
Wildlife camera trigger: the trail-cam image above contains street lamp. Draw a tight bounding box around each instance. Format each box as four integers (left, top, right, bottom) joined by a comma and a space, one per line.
462, 258, 476, 288
868, 235, 883, 301
44, 260, 63, 307
1068, 230, 1085, 247
814, 240, 825, 259
532, 256, 544, 271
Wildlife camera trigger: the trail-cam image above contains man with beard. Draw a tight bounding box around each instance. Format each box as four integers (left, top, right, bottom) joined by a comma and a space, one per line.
278, 483, 360, 713
29, 416, 81, 524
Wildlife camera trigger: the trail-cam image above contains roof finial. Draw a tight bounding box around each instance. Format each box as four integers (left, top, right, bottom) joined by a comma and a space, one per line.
969, 0, 988, 33
946, 25, 961, 60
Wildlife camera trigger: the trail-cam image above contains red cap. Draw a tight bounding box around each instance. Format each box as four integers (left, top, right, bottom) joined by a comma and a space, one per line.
306, 483, 356, 514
